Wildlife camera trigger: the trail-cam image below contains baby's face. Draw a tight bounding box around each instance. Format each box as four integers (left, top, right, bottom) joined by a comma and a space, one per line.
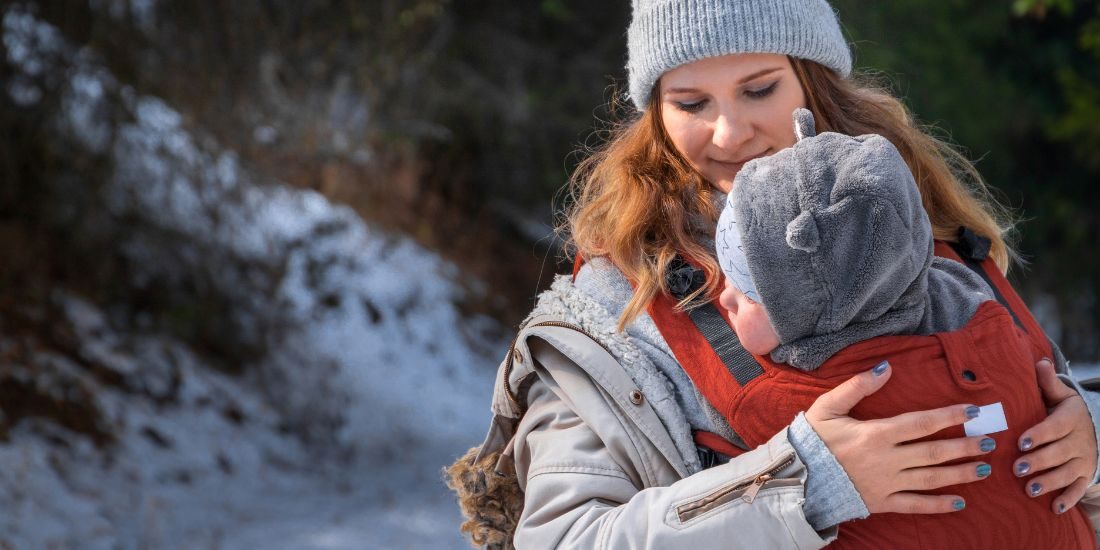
718, 278, 781, 356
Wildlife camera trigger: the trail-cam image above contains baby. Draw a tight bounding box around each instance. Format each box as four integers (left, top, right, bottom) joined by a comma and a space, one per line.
716, 108, 992, 369
708, 108, 1094, 548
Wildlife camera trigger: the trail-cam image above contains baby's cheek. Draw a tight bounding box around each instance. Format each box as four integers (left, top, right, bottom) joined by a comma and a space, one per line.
739, 304, 781, 356
760, 324, 781, 353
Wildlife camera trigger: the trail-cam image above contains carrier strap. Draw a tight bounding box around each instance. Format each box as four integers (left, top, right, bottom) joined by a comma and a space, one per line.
646, 256, 764, 427
687, 302, 765, 386
935, 227, 1052, 359
945, 227, 1024, 330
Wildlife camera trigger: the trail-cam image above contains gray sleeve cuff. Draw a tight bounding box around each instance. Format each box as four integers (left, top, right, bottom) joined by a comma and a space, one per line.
787, 412, 870, 530
1056, 373, 1100, 486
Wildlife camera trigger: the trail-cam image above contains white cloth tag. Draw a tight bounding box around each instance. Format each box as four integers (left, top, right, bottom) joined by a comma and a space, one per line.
964, 402, 1008, 437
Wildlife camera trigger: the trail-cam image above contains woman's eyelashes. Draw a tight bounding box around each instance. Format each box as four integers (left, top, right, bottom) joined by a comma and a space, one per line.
674, 99, 708, 113
671, 81, 780, 113
745, 81, 778, 99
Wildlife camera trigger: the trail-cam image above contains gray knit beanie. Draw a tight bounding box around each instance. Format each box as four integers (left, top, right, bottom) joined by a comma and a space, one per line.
627, 0, 852, 109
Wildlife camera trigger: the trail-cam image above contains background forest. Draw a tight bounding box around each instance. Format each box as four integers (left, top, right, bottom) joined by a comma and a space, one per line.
0, 0, 1098, 548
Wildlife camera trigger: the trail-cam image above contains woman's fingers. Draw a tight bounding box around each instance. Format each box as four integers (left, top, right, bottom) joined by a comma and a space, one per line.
881, 493, 967, 515
1020, 457, 1087, 498
902, 461, 992, 491
880, 403, 978, 444
808, 361, 892, 421
1015, 436, 1079, 479
1017, 396, 1082, 452
1054, 477, 1090, 514
1035, 358, 1077, 405
808, 362, 1001, 516
901, 436, 995, 469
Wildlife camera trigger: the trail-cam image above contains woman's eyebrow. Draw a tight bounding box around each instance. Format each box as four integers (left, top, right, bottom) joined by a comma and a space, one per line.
663, 67, 784, 95
737, 67, 784, 84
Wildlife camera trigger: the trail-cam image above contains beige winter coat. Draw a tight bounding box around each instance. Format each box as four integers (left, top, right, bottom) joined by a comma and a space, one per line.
482, 314, 836, 549
451, 273, 1100, 549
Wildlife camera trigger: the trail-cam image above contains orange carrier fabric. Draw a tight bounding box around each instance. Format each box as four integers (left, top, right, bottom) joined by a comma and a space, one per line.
646, 242, 1096, 549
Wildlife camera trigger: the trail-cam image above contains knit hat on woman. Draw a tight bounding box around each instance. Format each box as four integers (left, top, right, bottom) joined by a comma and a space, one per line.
626, 0, 852, 108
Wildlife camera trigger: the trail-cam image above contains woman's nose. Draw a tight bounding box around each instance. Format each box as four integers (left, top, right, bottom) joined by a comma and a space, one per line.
712, 112, 753, 152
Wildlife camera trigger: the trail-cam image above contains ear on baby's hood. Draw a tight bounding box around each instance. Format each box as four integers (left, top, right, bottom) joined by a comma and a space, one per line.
792, 108, 816, 142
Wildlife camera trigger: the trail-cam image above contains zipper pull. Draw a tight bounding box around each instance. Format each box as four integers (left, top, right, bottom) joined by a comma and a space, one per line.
742, 474, 772, 504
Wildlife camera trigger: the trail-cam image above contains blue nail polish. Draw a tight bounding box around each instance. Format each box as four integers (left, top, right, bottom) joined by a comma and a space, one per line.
976, 464, 991, 477
965, 406, 981, 420
1020, 437, 1034, 451
872, 361, 889, 376
1030, 482, 1043, 497
1058, 502, 1066, 514
1016, 461, 1031, 476
980, 438, 996, 452
953, 499, 966, 511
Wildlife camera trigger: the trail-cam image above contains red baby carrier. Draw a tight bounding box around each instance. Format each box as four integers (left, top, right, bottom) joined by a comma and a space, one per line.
623, 230, 1095, 549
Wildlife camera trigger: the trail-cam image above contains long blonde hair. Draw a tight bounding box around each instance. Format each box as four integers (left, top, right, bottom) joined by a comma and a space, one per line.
563, 57, 1016, 330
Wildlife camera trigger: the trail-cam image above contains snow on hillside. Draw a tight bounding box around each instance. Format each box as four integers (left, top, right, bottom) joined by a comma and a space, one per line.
2, 5, 501, 549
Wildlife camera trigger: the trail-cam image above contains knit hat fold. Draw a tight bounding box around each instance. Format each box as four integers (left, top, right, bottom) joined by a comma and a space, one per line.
627, 0, 852, 108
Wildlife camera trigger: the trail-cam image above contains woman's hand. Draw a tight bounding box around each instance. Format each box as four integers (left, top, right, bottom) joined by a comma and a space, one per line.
806, 361, 993, 514
1013, 358, 1098, 514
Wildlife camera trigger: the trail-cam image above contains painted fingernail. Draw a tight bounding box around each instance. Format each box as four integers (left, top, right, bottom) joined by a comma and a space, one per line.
965, 406, 981, 420
872, 361, 890, 376
1030, 482, 1043, 497
980, 438, 996, 452
1016, 461, 1031, 476
976, 464, 992, 478
953, 499, 966, 511
1020, 437, 1034, 451
1058, 502, 1066, 514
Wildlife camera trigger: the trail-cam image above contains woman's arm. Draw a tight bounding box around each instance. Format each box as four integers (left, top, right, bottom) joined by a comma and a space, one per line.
512, 361, 992, 548
514, 377, 835, 549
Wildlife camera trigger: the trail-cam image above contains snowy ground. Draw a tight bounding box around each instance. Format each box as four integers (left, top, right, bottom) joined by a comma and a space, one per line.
2, 281, 497, 550
1070, 364, 1100, 386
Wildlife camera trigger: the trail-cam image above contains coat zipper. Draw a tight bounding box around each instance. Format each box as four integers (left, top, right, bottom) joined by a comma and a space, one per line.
502, 320, 614, 412
676, 452, 798, 523
527, 320, 614, 356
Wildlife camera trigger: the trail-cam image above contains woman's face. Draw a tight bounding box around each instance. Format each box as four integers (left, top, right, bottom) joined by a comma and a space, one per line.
659, 53, 807, 193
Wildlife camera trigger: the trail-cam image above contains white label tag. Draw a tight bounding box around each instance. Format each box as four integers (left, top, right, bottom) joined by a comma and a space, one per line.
964, 402, 1008, 437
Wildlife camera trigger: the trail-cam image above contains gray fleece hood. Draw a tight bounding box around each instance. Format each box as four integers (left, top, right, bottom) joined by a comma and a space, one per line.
721, 109, 935, 369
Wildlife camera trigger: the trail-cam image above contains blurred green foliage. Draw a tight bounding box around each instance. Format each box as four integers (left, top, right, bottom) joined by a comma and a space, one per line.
829, 0, 1100, 356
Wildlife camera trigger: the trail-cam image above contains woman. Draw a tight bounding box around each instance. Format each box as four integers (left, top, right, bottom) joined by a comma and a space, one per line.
448, 0, 1100, 547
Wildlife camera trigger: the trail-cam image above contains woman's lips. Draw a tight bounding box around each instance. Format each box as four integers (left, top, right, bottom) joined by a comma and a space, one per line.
713, 149, 770, 171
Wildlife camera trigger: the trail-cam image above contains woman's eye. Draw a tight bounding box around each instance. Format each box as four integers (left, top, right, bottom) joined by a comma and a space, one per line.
745, 81, 778, 99
675, 99, 708, 113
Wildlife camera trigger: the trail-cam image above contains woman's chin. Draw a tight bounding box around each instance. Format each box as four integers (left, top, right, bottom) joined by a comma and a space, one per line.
709, 177, 735, 194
